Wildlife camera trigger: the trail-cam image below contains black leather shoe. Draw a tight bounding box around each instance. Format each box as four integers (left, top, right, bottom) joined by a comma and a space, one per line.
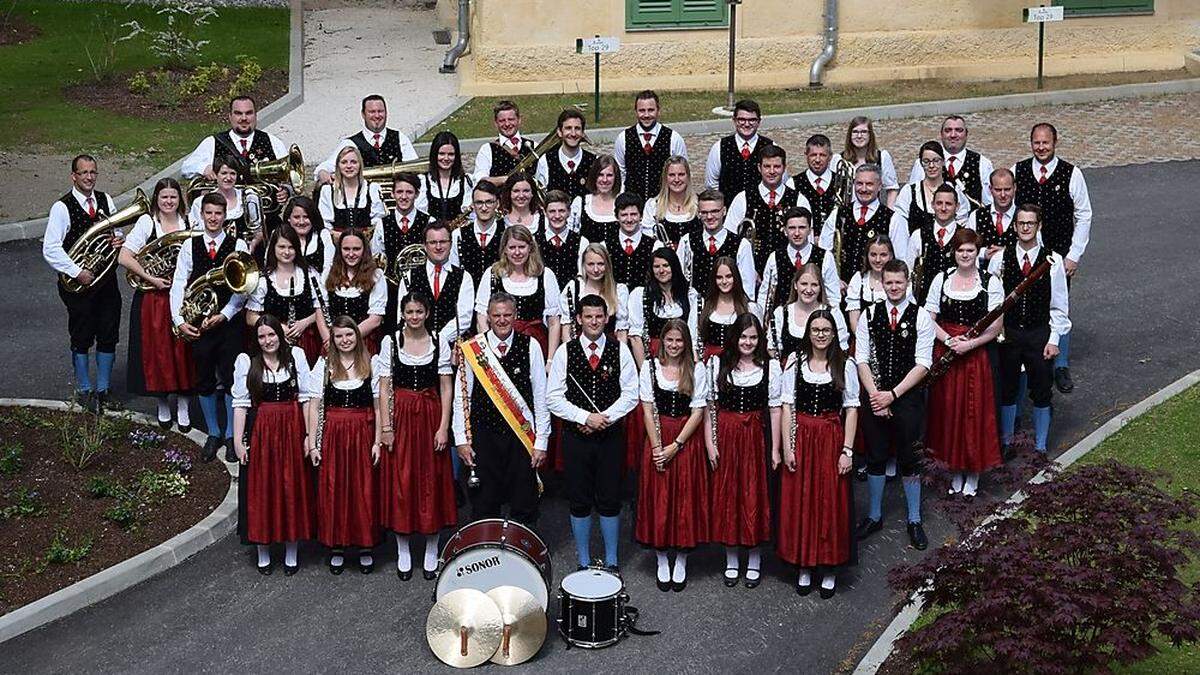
907, 522, 928, 550
671, 580, 686, 592
178, 422, 192, 434
202, 436, 221, 463
819, 585, 836, 600
723, 570, 739, 587
158, 418, 172, 430
856, 518, 882, 540
95, 391, 121, 412
423, 569, 436, 581
223, 438, 237, 464
656, 578, 671, 592
330, 562, 344, 575
89, 391, 104, 415
744, 572, 761, 589
283, 564, 299, 576
1054, 367, 1074, 393
796, 581, 813, 596
257, 563, 273, 576
359, 559, 374, 575
397, 568, 412, 581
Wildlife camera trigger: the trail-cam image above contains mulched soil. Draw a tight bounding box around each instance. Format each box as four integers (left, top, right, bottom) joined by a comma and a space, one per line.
62, 67, 288, 124
0, 15, 40, 46
0, 407, 230, 615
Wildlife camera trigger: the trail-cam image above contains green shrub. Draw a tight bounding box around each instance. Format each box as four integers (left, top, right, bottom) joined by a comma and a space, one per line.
86, 474, 123, 499
0, 443, 22, 476
127, 71, 151, 95
0, 488, 45, 519
44, 529, 92, 565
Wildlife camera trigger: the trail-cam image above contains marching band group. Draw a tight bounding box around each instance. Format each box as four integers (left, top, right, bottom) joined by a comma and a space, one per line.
42, 90, 1089, 597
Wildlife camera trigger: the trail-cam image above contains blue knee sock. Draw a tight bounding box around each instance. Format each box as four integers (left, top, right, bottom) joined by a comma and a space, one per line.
867, 474, 886, 521
999, 404, 1018, 445
902, 476, 922, 524
72, 352, 92, 392
222, 393, 235, 440
599, 515, 620, 567
570, 515, 592, 568
198, 394, 220, 437
1032, 406, 1052, 452
1055, 333, 1070, 370
95, 351, 115, 392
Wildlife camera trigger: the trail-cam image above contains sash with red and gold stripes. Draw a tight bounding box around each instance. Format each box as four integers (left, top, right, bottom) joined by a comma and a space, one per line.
459, 334, 538, 454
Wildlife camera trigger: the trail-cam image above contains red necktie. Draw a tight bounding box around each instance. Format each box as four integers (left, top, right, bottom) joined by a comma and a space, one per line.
994, 211, 1004, 237
858, 205, 868, 225
240, 139, 249, 158
740, 144, 751, 160
510, 138, 519, 152
890, 306, 898, 330
433, 264, 442, 299
497, 341, 508, 356
373, 133, 381, 151
624, 238, 634, 256
707, 235, 717, 255
768, 189, 777, 209
642, 133, 653, 155
794, 252, 804, 270
814, 177, 824, 195
207, 240, 217, 260
552, 234, 561, 247
1022, 254, 1032, 275
479, 231, 488, 247
86, 196, 96, 218
400, 215, 409, 234
946, 156, 957, 179
937, 227, 946, 248
1039, 165, 1048, 184
588, 342, 600, 370
567, 159, 576, 173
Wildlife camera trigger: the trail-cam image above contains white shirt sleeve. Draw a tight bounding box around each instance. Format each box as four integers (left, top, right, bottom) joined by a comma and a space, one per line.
755, 254, 777, 311
317, 184, 336, 229
638, 360, 654, 403
534, 156, 550, 190
615, 284, 630, 332
373, 336, 393, 380
822, 250, 842, 306
268, 132, 290, 161
690, 362, 709, 407
978, 154, 996, 207
181, 136, 216, 178
455, 270, 476, 337
42, 201, 81, 277
437, 330, 453, 375
767, 359, 783, 407
915, 308, 935, 369
905, 229, 922, 271
854, 306, 871, 364
1066, 167, 1092, 263
736, 239, 758, 297
310, 356, 328, 401
319, 229, 336, 274
528, 339, 550, 451
612, 132, 627, 177
603, 343, 640, 420
472, 143, 493, 184
370, 217, 386, 254
317, 138, 354, 177
986, 273, 1004, 312
569, 196, 584, 232
369, 182, 387, 229
474, 267, 493, 314
722, 191, 749, 232
819, 208, 838, 251
843, 360, 861, 407
704, 140, 722, 190
906, 157, 924, 187
231, 353, 253, 408
368, 269, 387, 315
543, 269, 562, 320
670, 130, 688, 160
121, 214, 155, 253
1048, 253, 1072, 346
923, 272, 945, 315
293, 347, 317, 402
833, 306, 851, 352
219, 239, 253, 321
780, 353, 797, 405
880, 150, 899, 192
170, 241, 194, 326
246, 275, 269, 312
627, 286, 646, 338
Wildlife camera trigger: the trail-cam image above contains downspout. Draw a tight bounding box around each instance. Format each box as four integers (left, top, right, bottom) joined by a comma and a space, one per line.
808, 0, 838, 88
439, 0, 470, 74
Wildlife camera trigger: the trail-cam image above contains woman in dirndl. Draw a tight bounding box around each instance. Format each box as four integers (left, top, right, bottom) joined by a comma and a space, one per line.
474, 224, 562, 359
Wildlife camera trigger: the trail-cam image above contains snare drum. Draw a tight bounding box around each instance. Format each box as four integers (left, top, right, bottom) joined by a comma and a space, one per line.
436, 519, 552, 609
557, 568, 628, 648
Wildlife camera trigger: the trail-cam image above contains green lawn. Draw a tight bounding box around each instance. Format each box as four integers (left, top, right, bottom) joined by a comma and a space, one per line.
422, 69, 1193, 141
0, 0, 289, 161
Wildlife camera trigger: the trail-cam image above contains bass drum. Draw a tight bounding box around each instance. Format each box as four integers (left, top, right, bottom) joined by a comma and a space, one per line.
435, 519, 552, 610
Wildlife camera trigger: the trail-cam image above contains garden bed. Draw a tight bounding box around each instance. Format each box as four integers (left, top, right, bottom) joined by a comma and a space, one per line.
0, 14, 39, 46
0, 406, 229, 616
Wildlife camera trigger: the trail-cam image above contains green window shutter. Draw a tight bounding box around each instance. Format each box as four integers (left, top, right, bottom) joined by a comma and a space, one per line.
627, 0, 728, 29
1057, 0, 1154, 16
678, 0, 727, 25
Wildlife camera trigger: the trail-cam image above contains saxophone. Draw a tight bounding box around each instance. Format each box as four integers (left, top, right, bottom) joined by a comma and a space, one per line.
126, 227, 204, 291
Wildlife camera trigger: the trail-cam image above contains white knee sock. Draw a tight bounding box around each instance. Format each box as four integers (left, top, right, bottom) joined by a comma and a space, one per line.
156, 397, 171, 423
176, 395, 191, 426
672, 552, 688, 582
798, 568, 812, 586
423, 536, 439, 572
724, 547, 739, 577
656, 551, 670, 582
256, 545, 270, 567
396, 534, 412, 571
821, 573, 836, 590
950, 473, 964, 494
886, 458, 897, 477
284, 541, 298, 567
745, 548, 762, 580
963, 473, 980, 496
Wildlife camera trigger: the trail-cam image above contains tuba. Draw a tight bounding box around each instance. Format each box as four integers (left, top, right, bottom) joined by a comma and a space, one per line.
126, 228, 204, 291
830, 157, 856, 272
173, 251, 260, 335
363, 157, 428, 210
184, 145, 305, 215
59, 189, 152, 294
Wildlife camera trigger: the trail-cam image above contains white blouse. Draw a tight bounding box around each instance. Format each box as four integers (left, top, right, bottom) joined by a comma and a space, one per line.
640, 196, 696, 236
319, 268, 388, 316
474, 268, 563, 319
309, 356, 381, 398
122, 214, 196, 253
638, 361, 708, 408
372, 332, 454, 380
707, 359, 783, 407
231, 346, 317, 408
569, 195, 617, 232
187, 189, 257, 230
247, 267, 321, 313
923, 270, 1004, 316
780, 355, 861, 408
317, 181, 386, 231
626, 286, 700, 340
769, 302, 850, 352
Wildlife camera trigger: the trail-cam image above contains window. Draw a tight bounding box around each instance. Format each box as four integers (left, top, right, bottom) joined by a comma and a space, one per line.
626, 0, 728, 30
1057, 0, 1154, 17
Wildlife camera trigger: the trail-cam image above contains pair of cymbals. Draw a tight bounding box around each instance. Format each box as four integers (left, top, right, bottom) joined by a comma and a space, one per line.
426, 586, 547, 667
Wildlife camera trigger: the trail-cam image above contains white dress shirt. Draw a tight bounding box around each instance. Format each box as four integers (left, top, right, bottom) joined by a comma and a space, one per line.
756, 241, 842, 309
853, 298, 936, 372
780, 355, 861, 409
639, 361, 709, 409
317, 181, 386, 231
904, 219, 968, 273
907, 146, 995, 207
473, 268, 562, 320
231, 346, 316, 408
473, 133, 527, 184
316, 127, 418, 176
676, 227, 757, 296
819, 198, 883, 252
1011, 157, 1093, 263
535, 146, 587, 189
802, 168, 835, 197
769, 303, 850, 353
722, 179, 808, 233
395, 260, 476, 336
888, 181, 971, 260
369, 206, 426, 254
704, 133, 762, 189
547, 334, 639, 425
626, 285, 700, 341
181, 130, 289, 178
448, 219, 501, 268
559, 281, 630, 332
612, 122, 688, 178
974, 203, 1018, 261
170, 231, 250, 326
43, 188, 118, 278
986, 243, 1072, 345
451, 330, 550, 450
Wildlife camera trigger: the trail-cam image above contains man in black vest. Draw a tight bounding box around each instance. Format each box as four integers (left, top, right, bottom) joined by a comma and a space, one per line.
704, 99, 773, 206
171, 193, 250, 461
906, 115, 995, 210
547, 294, 639, 570
396, 220, 475, 340
1012, 122, 1091, 394
613, 90, 688, 202
793, 134, 840, 236
820, 163, 894, 286
603, 193, 661, 291
756, 206, 840, 313
315, 94, 419, 185
535, 109, 595, 203
453, 292, 549, 524
677, 189, 756, 297
536, 189, 587, 286
974, 168, 1018, 264
473, 100, 535, 187
723, 144, 809, 274
987, 204, 1071, 455
904, 184, 964, 303
374, 172, 431, 333
43, 154, 122, 411
182, 96, 289, 184
854, 260, 935, 550
451, 181, 506, 283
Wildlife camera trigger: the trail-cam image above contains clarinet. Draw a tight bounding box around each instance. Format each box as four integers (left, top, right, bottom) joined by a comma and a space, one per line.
764, 267, 780, 363
314, 356, 328, 461
866, 303, 882, 388
457, 338, 480, 488
567, 278, 580, 341
310, 269, 332, 327
647, 356, 664, 466
694, 293, 705, 358
707, 358, 719, 457
286, 276, 297, 340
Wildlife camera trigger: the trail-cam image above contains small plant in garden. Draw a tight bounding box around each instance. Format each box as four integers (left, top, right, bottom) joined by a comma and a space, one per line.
44, 529, 92, 565
1, 488, 45, 519
126, 70, 151, 95
103, 498, 139, 530
0, 442, 23, 476
86, 475, 124, 499
889, 460, 1200, 674
204, 55, 263, 115
83, 9, 125, 83
59, 409, 114, 471
128, 428, 166, 451
120, 0, 218, 70
162, 448, 193, 475
137, 469, 189, 500
11, 407, 53, 430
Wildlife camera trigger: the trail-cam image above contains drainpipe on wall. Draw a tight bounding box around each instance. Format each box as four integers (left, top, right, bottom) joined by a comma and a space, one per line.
808, 0, 838, 88
439, 0, 470, 74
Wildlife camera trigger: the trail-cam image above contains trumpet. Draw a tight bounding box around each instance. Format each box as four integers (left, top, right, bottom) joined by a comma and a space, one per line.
59, 188, 152, 294
173, 251, 260, 335
363, 157, 428, 210
185, 145, 305, 215
126, 228, 204, 291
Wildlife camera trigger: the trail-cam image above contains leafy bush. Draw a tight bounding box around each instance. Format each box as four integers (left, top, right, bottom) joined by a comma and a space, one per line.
137, 469, 189, 500
102, 499, 138, 530
59, 407, 115, 471
44, 529, 92, 565
889, 460, 1200, 674
0, 442, 22, 476
83, 9, 125, 83
1, 488, 45, 519
120, 1, 218, 70
126, 71, 151, 95
10, 407, 53, 430
86, 474, 123, 499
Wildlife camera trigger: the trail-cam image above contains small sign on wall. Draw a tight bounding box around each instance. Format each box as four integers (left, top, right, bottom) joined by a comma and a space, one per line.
1025, 5, 1065, 22
575, 36, 621, 54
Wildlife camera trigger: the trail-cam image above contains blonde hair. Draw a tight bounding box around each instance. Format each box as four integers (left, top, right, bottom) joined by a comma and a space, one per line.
652, 155, 697, 220
333, 145, 367, 207
492, 224, 545, 278
785, 262, 830, 306
579, 243, 619, 314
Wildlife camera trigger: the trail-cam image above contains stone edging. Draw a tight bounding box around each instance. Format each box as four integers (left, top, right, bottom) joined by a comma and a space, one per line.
0, 0, 305, 245
0, 398, 239, 645
851, 367, 1200, 675
440, 76, 1200, 154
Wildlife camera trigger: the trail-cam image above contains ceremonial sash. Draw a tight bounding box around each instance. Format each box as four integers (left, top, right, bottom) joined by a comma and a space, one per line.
460, 334, 538, 454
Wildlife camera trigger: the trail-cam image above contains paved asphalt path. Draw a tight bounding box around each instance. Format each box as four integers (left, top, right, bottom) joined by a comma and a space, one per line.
2, 161, 1198, 673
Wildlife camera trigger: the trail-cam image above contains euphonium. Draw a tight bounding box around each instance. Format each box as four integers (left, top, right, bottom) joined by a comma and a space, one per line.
363, 157, 428, 209
830, 157, 856, 273
59, 188, 152, 294
126, 228, 204, 291
174, 251, 260, 335
184, 145, 305, 215
504, 131, 562, 202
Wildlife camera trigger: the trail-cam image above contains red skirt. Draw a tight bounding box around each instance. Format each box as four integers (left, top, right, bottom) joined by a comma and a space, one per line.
514, 318, 548, 357
139, 290, 194, 393
635, 414, 710, 549
378, 387, 457, 534
243, 401, 317, 544
362, 327, 382, 356
296, 323, 323, 368
777, 412, 852, 567
317, 406, 382, 548
709, 409, 771, 546
927, 323, 1001, 473
701, 344, 723, 361
624, 402, 646, 472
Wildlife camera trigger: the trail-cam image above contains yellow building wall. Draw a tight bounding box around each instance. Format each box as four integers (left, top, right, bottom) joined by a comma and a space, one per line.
445, 0, 1200, 95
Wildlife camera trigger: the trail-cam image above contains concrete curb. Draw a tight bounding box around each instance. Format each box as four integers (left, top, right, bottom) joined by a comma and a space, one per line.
852, 367, 1200, 675
0, 0, 306, 245
0, 398, 239, 645
434, 76, 1200, 155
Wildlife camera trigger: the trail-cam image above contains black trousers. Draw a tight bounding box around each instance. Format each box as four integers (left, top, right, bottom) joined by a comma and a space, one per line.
861, 392, 926, 476
561, 421, 624, 518
190, 316, 243, 396
470, 425, 539, 525
58, 275, 121, 354
998, 325, 1053, 408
